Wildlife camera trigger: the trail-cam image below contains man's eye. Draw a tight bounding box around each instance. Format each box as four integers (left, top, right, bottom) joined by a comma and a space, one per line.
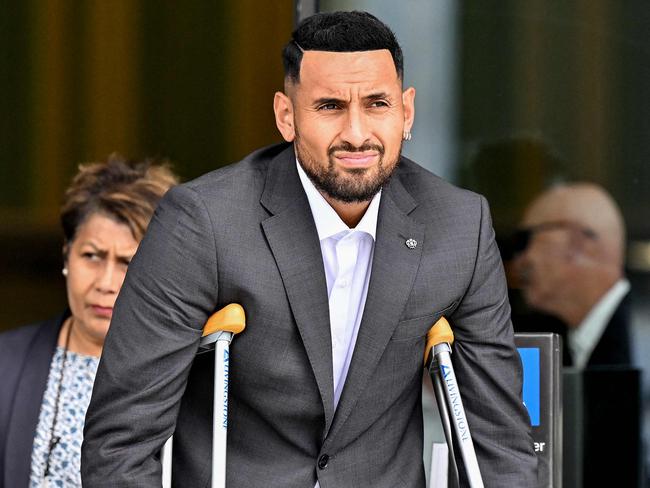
318, 103, 339, 111
370, 100, 389, 108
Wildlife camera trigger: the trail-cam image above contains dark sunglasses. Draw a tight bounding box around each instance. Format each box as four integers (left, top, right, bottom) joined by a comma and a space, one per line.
506, 221, 598, 257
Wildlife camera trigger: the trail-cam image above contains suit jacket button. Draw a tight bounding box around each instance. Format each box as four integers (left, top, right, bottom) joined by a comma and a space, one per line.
318, 454, 329, 469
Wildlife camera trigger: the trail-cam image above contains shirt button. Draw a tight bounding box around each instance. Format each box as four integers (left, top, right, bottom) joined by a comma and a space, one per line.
337, 279, 348, 288
318, 454, 330, 469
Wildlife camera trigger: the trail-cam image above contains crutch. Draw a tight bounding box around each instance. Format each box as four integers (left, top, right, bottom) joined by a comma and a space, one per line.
161, 303, 246, 488
424, 317, 484, 488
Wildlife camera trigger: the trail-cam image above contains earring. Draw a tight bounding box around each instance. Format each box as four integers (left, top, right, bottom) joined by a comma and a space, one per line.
62, 268, 68, 277
402, 130, 412, 141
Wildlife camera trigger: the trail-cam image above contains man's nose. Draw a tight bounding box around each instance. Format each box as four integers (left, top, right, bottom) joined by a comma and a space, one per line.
340, 106, 371, 147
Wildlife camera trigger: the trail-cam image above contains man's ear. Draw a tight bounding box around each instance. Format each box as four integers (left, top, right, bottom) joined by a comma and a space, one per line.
274, 91, 295, 142
402, 86, 416, 133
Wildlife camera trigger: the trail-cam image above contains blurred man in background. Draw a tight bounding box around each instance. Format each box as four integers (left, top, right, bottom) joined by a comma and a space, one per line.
512, 182, 631, 369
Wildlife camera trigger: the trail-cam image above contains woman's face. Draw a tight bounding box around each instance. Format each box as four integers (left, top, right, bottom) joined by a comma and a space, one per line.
64, 213, 139, 353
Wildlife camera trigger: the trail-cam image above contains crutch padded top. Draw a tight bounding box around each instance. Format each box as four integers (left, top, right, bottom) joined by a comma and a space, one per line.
202, 303, 246, 337
424, 317, 454, 365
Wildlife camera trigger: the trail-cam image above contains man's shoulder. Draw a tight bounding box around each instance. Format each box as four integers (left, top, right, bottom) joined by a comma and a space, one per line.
396, 157, 484, 210
185, 142, 291, 194
154, 143, 292, 215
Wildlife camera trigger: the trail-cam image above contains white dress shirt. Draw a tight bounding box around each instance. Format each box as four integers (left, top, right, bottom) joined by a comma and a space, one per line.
568, 278, 630, 370
296, 160, 381, 408
297, 161, 381, 488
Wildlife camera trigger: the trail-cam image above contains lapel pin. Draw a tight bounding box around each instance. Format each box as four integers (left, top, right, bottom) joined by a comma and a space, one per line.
405, 238, 417, 249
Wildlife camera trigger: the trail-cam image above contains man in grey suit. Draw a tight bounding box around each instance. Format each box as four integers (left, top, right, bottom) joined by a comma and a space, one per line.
82, 11, 537, 487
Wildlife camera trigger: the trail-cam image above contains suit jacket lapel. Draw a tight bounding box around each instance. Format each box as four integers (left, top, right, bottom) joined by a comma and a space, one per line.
260, 147, 335, 432
326, 173, 423, 440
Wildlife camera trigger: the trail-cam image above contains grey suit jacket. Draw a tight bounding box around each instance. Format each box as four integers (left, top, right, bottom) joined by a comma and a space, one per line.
82, 143, 537, 487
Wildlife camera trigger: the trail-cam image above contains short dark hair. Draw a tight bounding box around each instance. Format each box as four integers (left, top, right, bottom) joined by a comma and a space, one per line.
61, 154, 178, 246
282, 11, 403, 83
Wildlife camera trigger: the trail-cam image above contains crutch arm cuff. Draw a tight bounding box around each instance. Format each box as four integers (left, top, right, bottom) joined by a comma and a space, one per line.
203, 303, 246, 337
423, 316, 454, 366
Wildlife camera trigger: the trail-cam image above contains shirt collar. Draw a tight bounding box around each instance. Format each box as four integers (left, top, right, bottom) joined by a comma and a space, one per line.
568, 278, 630, 369
296, 159, 381, 242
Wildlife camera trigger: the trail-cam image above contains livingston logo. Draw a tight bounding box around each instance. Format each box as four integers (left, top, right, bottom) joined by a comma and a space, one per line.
440, 364, 469, 442
222, 349, 230, 428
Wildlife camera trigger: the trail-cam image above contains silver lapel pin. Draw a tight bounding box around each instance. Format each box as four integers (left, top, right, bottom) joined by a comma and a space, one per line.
405, 238, 417, 249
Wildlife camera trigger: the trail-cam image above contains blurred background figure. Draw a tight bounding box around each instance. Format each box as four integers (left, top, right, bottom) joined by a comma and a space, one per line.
460, 135, 570, 240
460, 135, 573, 341
511, 182, 630, 369
0, 155, 177, 487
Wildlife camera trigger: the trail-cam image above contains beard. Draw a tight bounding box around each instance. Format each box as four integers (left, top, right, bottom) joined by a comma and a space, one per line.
295, 131, 401, 204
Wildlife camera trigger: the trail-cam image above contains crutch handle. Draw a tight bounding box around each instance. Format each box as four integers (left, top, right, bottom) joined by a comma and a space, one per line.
203, 303, 246, 337
162, 303, 246, 488
424, 316, 454, 366
424, 315, 485, 488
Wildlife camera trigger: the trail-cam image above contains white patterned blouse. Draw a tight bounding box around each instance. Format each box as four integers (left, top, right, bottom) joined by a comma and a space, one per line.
29, 347, 99, 487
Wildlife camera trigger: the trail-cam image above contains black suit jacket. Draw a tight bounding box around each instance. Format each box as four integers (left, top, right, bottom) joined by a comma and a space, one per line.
587, 293, 631, 368
0, 313, 67, 488
511, 292, 632, 367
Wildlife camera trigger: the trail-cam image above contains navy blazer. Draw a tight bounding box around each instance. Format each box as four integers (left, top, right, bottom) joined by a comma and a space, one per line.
0, 313, 67, 488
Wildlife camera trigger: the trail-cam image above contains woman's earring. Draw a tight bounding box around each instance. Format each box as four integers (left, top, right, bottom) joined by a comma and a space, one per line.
402, 130, 412, 141
62, 268, 68, 277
